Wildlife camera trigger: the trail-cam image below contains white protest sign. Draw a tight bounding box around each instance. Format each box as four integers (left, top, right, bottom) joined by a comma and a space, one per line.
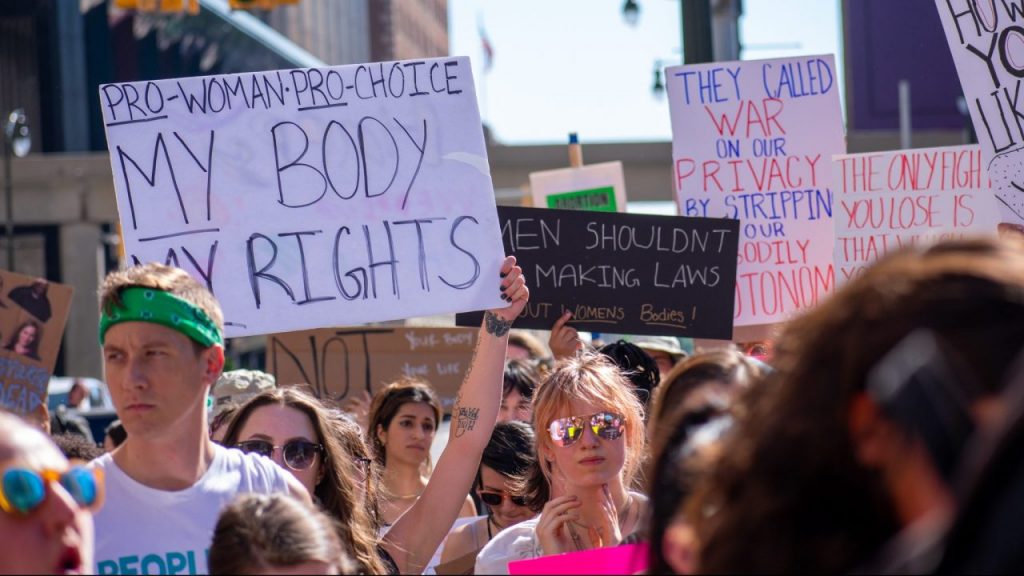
667, 55, 844, 326
529, 161, 627, 212
99, 57, 505, 337
833, 145, 999, 283
934, 1, 1024, 230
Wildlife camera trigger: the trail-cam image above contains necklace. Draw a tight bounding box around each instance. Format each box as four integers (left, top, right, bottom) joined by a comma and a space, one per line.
390, 490, 423, 499
568, 493, 635, 550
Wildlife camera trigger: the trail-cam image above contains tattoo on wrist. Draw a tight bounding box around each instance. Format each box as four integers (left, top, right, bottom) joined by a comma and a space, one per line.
484, 311, 512, 337
454, 405, 480, 438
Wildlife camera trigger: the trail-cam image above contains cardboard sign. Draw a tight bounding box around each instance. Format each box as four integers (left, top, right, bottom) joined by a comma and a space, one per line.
667, 55, 845, 326
934, 1, 1024, 228
529, 161, 627, 212
833, 145, 999, 282
98, 57, 505, 338
507, 543, 648, 575
0, 271, 74, 416
455, 206, 739, 339
266, 326, 477, 410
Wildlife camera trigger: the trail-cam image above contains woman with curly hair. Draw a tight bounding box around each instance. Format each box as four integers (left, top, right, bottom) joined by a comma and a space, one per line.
693, 237, 1024, 573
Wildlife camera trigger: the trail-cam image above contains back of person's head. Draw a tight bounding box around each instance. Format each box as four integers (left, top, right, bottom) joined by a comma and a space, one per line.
98, 263, 224, 337
51, 432, 103, 464
520, 353, 646, 511
209, 493, 355, 575
480, 421, 536, 482
366, 378, 441, 467
507, 330, 549, 360
598, 340, 660, 408
648, 348, 764, 463
697, 237, 1024, 573
647, 404, 733, 575
103, 419, 126, 449
503, 360, 540, 402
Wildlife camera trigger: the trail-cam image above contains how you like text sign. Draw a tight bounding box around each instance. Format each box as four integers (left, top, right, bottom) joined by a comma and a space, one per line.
935, 0, 1024, 229
99, 57, 505, 337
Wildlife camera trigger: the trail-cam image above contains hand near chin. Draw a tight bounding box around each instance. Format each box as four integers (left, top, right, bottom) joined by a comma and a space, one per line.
590, 484, 623, 548
536, 495, 581, 556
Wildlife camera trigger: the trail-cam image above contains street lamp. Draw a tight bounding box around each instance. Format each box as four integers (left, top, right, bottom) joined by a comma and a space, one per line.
3, 108, 31, 271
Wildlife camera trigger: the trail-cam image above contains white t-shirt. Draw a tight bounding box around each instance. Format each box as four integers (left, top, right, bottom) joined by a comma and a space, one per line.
474, 517, 543, 575
474, 491, 649, 575
90, 444, 292, 575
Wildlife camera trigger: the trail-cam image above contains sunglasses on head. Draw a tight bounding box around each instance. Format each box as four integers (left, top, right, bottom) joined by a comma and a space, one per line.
236, 439, 323, 470
548, 411, 626, 448
478, 490, 528, 507
0, 466, 104, 515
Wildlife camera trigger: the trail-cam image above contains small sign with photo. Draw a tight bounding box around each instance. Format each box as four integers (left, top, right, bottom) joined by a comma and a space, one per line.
0, 270, 74, 417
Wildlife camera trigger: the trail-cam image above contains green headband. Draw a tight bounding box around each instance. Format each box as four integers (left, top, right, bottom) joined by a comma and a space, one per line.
99, 287, 223, 347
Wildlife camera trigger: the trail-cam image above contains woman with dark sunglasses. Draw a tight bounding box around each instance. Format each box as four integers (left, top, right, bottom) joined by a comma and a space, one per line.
476, 353, 648, 574
219, 387, 388, 574
223, 256, 529, 575
0, 411, 100, 575
438, 421, 537, 574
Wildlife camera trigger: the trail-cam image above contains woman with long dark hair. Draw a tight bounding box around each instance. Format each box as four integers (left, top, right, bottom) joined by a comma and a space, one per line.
367, 379, 476, 527
228, 255, 529, 575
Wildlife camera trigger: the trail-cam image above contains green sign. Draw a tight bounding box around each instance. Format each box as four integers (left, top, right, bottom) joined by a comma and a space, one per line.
546, 186, 617, 212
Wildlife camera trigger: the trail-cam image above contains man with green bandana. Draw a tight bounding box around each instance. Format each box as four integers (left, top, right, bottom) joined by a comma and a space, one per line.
88, 264, 308, 575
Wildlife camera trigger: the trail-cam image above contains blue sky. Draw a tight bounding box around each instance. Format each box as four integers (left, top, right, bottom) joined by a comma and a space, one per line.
449, 0, 842, 145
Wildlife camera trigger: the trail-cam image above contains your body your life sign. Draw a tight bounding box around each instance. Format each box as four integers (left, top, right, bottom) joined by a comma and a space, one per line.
935, 0, 1024, 230
667, 55, 844, 327
99, 57, 505, 337
833, 145, 999, 283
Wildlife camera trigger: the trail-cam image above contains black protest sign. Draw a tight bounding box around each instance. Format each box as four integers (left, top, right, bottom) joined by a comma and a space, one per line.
456, 207, 739, 339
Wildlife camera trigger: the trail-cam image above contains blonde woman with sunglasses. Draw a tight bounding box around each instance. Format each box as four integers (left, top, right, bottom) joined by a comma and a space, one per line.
475, 353, 648, 574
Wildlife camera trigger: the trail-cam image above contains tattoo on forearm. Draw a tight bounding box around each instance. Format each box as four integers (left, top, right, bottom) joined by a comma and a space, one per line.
484, 311, 512, 337
454, 405, 480, 438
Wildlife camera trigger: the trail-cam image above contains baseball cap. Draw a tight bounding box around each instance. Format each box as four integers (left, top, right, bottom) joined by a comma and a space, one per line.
211, 369, 276, 417
629, 335, 688, 360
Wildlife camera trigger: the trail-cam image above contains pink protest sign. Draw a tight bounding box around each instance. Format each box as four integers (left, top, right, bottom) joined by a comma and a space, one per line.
832, 145, 999, 284
666, 56, 845, 328
507, 543, 648, 575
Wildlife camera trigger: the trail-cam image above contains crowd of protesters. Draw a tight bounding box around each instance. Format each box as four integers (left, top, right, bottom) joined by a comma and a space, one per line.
4, 236, 1024, 574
